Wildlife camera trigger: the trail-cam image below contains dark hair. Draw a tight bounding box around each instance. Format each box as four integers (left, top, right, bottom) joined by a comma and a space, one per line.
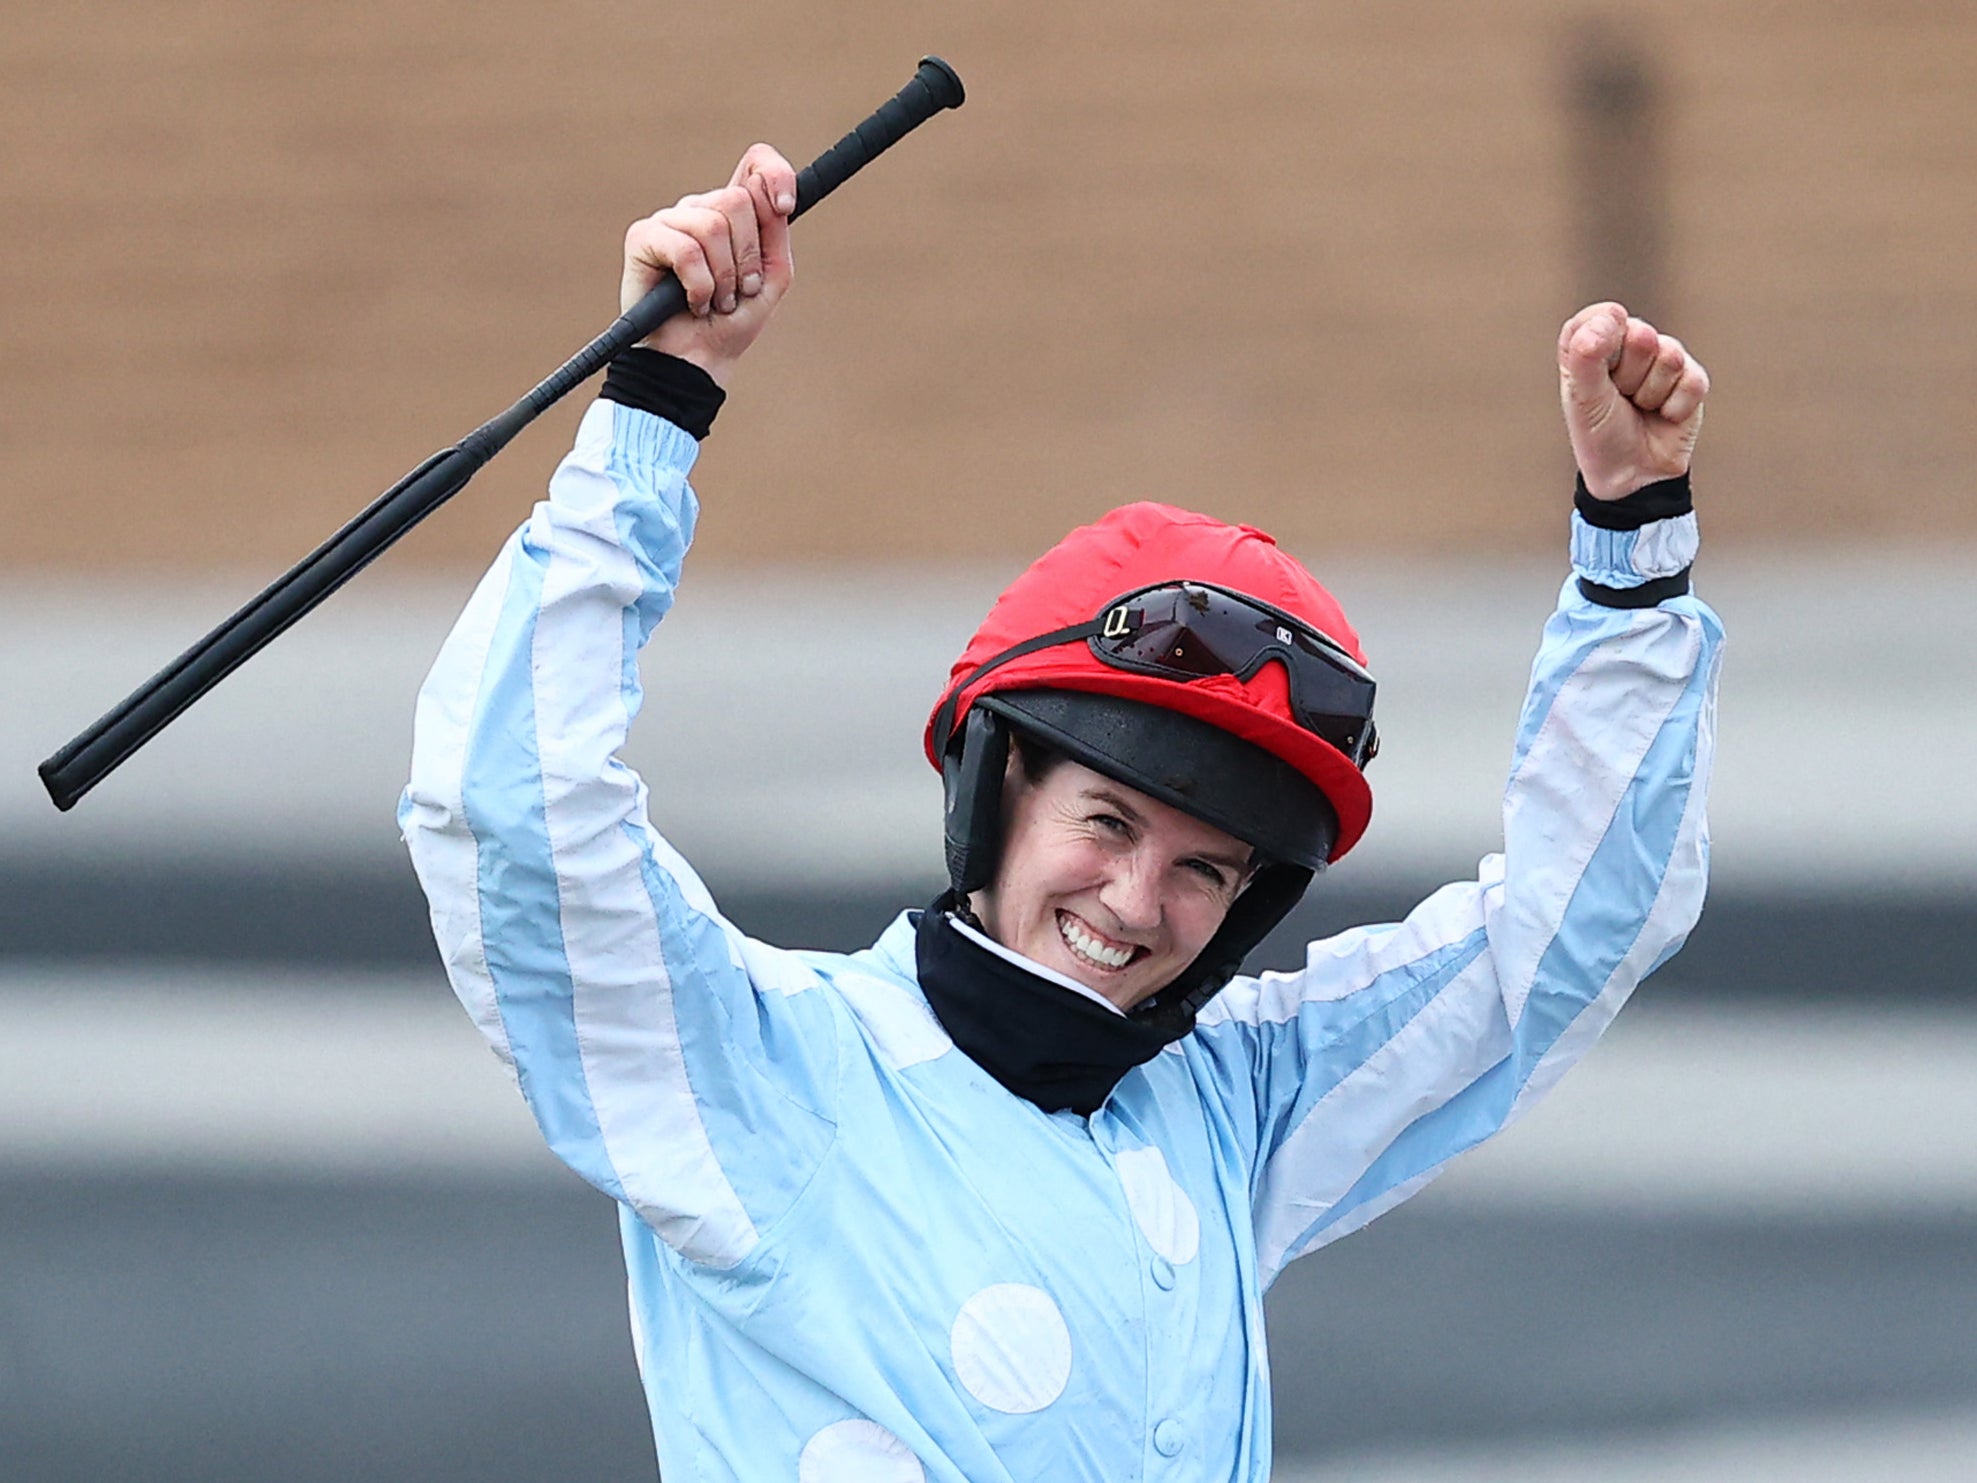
1009, 730, 1066, 785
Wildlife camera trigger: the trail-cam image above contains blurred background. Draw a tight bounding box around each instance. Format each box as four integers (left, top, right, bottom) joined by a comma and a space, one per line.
3, 2, 1972, 1479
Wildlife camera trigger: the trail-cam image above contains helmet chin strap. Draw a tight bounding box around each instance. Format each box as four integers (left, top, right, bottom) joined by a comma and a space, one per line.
1145, 861, 1314, 1019
951, 890, 988, 934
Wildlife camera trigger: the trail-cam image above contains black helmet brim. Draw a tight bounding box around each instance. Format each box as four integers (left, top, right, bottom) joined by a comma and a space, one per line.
979, 690, 1339, 872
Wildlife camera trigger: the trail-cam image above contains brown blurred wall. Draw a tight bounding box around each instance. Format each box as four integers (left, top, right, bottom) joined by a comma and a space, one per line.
4, 0, 1973, 573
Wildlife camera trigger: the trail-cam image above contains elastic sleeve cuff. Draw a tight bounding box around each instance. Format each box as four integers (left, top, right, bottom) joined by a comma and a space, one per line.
600, 349, 727, 441
1570, 473, 1699, 608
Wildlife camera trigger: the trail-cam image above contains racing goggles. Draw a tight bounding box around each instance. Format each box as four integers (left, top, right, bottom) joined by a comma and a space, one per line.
1089, 582, 1379, 767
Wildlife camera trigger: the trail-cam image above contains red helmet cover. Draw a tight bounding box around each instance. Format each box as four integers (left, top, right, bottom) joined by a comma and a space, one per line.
925, 502, 1375, 860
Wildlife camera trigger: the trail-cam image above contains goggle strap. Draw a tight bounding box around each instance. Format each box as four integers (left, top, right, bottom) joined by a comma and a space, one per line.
930, 618, 1103, 757
933, 583, 1376, 767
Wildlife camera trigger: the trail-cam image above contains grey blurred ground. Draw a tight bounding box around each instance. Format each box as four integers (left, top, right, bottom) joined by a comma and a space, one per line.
2, 555, 1972, 1480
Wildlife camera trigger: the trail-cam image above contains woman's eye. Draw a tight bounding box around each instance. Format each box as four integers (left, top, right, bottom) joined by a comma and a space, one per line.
1091, 813, 1130, 835
1186, 860, 1229, 890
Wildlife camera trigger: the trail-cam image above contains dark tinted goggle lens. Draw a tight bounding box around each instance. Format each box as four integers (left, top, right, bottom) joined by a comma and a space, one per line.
1089, 583, 1379, 767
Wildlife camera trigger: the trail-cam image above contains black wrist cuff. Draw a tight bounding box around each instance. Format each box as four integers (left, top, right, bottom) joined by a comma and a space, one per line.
600, 349, 726, 440
1575, 471, 1692, 530
1578, 567, 1693, 608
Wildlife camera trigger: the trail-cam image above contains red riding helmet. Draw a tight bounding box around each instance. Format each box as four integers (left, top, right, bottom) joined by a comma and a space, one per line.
924, 503, 1380, 1018
927, 501, 1376, 860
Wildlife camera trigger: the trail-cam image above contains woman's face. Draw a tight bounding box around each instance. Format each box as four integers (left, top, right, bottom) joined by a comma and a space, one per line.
971, 756, 1253, 1011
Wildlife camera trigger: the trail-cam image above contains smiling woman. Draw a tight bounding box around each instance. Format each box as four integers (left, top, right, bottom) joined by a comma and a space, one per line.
908, 505, 1379, 1121
398, 143, 1723, 1483
971, 757, 1256, 1012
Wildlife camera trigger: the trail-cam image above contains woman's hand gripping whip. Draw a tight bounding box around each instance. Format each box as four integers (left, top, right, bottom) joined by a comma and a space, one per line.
40, 56, 965, 811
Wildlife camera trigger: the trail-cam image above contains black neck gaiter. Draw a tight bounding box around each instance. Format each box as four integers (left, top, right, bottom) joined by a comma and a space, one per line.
914, 895, 1190, 1116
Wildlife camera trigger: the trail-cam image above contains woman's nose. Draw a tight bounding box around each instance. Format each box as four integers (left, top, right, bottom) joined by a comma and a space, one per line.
1099, 855, 1163, 933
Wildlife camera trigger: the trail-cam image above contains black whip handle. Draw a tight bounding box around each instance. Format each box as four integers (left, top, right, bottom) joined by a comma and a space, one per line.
792, 55, 965, 219
39, 55, 964, 812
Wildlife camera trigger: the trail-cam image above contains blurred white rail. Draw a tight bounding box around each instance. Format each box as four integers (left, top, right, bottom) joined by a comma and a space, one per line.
3, 548, 1973, 890
1275, 1406, 1977, 1483
4, 968, 1976, 1217
0, 968, 561, 1180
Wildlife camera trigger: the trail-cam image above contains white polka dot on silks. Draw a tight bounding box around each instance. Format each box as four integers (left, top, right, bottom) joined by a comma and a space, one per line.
949, 1283, 1073, 1414
1115, 1145, 1201, 1265
797, 1419, 924, 1483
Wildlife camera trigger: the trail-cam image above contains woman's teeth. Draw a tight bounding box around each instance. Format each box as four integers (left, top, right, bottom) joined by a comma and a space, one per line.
1058, 913, 1136, 970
